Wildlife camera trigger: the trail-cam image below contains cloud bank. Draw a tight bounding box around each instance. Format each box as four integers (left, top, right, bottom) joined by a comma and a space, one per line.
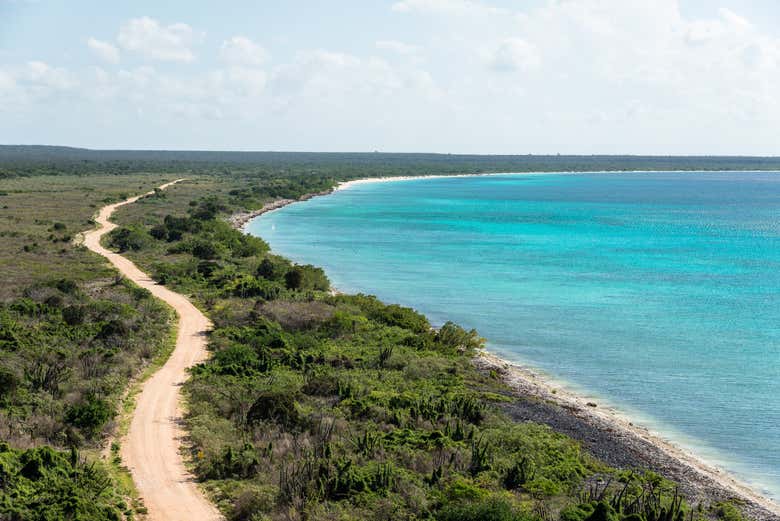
1, 4, 779, 153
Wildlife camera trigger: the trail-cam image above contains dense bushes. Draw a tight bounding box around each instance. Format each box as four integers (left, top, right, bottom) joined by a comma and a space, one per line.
118, 200, 333, 304
284, 265, 329, 291
246, 390, 302, 429
65, 396, 112, 435
0, 444, 125, 520
181, 288, 615, 520
337, 293, 431, 334
437, 498, 532, 521
0, 278, 171, 447
106, 225, 149, 252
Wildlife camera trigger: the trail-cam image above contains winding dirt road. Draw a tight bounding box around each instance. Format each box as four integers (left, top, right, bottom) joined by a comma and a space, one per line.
83, 180, 222, 521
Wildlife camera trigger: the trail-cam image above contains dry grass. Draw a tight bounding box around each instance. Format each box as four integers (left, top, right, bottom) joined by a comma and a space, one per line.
0, 173, 175, 298
259, 300, 336, 330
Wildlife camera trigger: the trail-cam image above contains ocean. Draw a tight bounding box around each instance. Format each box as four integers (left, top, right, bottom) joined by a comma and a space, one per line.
246, 171, 780, 500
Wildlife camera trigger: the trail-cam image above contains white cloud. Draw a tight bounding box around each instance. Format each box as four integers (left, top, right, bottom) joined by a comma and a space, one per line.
217, 66, 268, 97
0, 69, 16, 91
5, 0, 780, 153
303, 49, 361, 69
489, 38, 540, 71
24, 61, 76, 89
392, 0, 504, 17
686, 8, 751, 44
0, 61, 77, 112
376, 40, 420, 55
220, 36, 268, 66
267, 48, 442, 117
117, 66, 156, 88
117, 17, 199, 62
87, 37, 120, 64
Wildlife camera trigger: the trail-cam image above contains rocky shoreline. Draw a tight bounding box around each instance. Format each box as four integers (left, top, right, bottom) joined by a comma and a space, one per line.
228, 188, 335, 230
475, 352, 780, 521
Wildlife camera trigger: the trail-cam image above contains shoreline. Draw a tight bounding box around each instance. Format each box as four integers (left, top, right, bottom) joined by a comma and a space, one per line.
236, 171, 780, 520
234, 169, 780, 230
475, 352, 780, 521
333, 169, 780, 192
229, 189, 334, 230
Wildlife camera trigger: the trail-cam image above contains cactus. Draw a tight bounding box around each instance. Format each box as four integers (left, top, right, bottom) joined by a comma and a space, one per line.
468, 435, 492, 476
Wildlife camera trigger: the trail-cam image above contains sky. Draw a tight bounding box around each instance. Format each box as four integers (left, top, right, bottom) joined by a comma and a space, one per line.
0, 0, 779, 155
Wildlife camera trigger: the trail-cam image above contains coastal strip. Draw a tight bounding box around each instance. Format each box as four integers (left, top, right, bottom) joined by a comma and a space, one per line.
237, 174, 780, 521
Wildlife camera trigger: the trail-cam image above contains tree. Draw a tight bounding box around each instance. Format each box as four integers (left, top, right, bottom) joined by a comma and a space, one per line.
284, 267, 304, 290
284, 265, 330, 291
191, 239, 222, 259
107, 226, 148, 252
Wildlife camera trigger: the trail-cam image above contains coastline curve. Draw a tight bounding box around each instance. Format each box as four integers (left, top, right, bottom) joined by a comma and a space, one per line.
243, 172, 780, 521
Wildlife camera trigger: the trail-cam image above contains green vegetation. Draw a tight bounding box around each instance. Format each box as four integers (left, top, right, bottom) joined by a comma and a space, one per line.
110, 186, 729, 521
0, 172, 177, 519
4, 146, 780, 180
0, 443, 128, 520
0, 148, 759, 520
0, 271, 171, 449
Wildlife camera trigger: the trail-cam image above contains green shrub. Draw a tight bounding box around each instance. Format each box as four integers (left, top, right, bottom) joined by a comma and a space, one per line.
256, 256, 287, 281
191, 238, 224, 259
341, 294, 431, 333
284, 265, 329, 291
201, 443, 259, 480
205, 344, 272, 376
584, 501, 619, 521
0, 367, 20, 398
715, 502, 745, 521
561, 502, 596, 521
62, 305, 86, 326
444, 476, 489, 502
225, 276, 283, 300
436, 321, 484, 352
190, 196, 226, 220
65, 396, 112, 434
0, 445, 123, 520
437, 498, 528, 521
53, 278, 78, 294
107, 225, 149, 252
246, 390, 302, 429
232, 234, 267, 257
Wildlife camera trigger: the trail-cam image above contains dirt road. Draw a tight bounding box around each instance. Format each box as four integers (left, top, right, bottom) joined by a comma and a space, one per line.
83, 180, 222, 521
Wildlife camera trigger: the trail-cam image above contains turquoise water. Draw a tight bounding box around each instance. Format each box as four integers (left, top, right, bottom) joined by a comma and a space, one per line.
247, 172, 780, 500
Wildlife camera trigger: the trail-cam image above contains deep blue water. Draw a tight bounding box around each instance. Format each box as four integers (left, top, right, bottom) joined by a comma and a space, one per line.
247, 172, 780, 499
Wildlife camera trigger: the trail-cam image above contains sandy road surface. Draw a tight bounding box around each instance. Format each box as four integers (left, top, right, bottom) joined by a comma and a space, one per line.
83, 180, 222, 521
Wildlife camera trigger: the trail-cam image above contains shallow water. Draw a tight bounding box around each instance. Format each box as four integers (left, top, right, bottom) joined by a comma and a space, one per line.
247, 172, 780, 500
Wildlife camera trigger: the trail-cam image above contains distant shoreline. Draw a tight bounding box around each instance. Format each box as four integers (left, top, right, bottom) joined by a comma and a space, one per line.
236, 169, 780, 229
236, 171, 780, 521
334, 169, 780, 192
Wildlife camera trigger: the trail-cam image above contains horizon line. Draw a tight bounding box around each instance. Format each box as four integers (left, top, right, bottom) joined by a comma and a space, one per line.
1, 144, 780, 159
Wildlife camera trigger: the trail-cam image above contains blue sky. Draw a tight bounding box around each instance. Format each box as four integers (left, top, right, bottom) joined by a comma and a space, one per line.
1, 0, 779, 154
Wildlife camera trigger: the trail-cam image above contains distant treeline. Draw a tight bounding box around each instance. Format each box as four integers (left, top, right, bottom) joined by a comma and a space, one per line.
1, 145, 780, 179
